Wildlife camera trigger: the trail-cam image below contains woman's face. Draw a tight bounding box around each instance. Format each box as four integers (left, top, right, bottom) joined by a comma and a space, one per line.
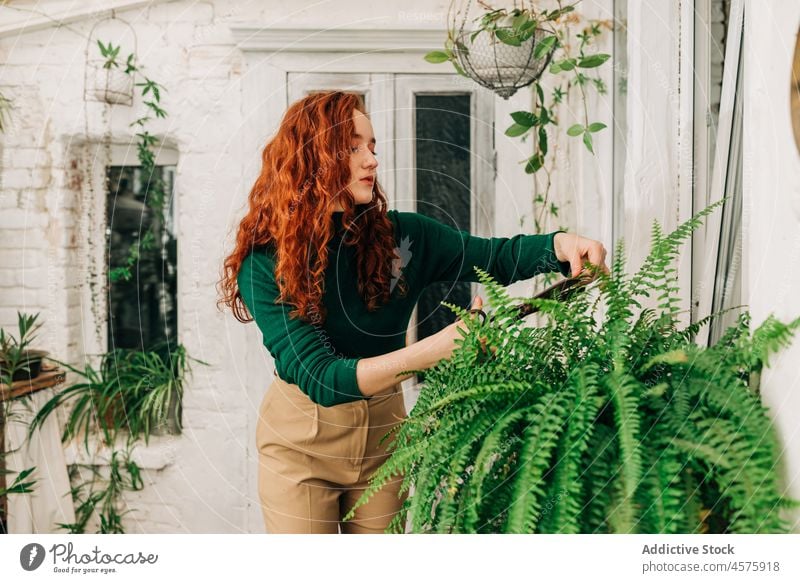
340, 110, 379, 211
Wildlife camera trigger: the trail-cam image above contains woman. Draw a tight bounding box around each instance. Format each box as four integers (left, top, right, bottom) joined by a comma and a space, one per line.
218, 91, 608, 534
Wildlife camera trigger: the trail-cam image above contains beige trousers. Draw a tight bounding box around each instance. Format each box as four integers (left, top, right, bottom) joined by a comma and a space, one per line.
255, 370, 408, 534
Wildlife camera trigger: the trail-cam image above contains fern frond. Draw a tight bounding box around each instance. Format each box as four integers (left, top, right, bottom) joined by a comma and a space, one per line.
505, 390, 570, 533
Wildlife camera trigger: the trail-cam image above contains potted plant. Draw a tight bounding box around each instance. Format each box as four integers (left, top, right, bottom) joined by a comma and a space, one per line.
427, 2, 579, 99
0, 312, 48, 384
427, 2, 611, 261
343, 200, 800, 533
1, 312, 43, 534
28, 342, 205, 450
93, 40, 136, 105
24, 343, 206, 533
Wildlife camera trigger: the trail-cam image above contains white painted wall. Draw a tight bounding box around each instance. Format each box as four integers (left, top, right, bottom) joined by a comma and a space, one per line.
743, 0, 800, 531
1, 0, 250, 534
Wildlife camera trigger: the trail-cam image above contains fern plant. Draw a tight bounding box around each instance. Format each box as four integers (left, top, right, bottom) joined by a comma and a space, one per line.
343, 199, 800, 533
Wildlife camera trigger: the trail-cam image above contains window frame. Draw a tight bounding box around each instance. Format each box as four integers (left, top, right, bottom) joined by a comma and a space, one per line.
692, 0, 745, 346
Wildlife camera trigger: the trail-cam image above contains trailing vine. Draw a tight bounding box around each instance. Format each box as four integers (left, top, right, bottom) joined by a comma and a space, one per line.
97, 40, 169, 283
426, 2, 612, 288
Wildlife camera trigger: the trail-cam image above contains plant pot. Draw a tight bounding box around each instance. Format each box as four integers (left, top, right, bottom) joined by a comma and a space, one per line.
0, 349, 48, 382
93, 66, 134, 105
99, 392, 127, 431
454, 27, 556, 99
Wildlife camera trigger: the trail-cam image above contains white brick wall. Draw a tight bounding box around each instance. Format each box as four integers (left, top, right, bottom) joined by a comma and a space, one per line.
0, 0, 256, 534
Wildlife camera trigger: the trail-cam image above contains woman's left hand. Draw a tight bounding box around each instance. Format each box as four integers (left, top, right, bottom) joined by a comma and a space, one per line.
553, 232, 610, 279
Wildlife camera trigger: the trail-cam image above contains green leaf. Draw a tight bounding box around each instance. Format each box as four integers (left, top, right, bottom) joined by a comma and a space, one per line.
452, 60, 468, 77
510, 110, 538, 128
495, 28, 522, 47
566, 124, 585, 137
533, 35, 557, 59
641, 349, 690, 372
454, 40, 470, 56
547, 5, 576, 21
536, 83, 545, 103
578, 54, 611, 68
538, 127, 548, 156
505, 123, 530, 138
424, 51, 450, 64
539, 106, 551, 125
583, 131, 594, 153
587, 122, 607, 133
549, 62, 562, 74
558, 58, 577, 71
512, 13, 528, 30
525, 153, 544, 174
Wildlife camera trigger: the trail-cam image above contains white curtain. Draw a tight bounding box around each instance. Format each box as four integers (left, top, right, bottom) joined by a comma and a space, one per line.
4, 387, 75, 533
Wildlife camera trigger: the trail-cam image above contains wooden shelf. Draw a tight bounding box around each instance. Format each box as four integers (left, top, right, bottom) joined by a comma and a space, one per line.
0, 366, 65, 402
1, 364, 66, 533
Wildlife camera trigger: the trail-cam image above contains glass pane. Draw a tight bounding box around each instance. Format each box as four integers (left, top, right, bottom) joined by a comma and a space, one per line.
415, 94, 472, 341
707, 0, 732, 169
709, 28, 743, 345
105, 165, 178, 353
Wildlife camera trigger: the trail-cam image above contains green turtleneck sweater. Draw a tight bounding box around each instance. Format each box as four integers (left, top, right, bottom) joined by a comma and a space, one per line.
237, 210, 572, 407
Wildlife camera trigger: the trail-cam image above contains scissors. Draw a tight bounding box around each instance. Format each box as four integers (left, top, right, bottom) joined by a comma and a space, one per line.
458, 272, 595, 326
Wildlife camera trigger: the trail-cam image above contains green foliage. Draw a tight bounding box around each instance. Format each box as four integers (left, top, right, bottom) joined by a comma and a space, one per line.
0, 312, 43, 386
55, 447, 143, 534
343, 200, 800, 533
28, 342, 206, 451
1, 312, 43, 504
0, 467, 36, 497
426, 5, 611, 286
24, 343, 206, 533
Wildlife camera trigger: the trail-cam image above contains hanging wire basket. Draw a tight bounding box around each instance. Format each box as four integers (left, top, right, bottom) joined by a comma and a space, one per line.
448, 0, 558, 99
83, 13, 138, 106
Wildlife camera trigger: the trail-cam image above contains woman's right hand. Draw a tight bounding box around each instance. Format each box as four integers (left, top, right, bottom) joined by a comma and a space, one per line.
359, 296, 493, 392
432, 295, 493, 362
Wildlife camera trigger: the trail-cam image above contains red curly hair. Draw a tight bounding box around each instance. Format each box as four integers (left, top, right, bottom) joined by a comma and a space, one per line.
217, 91, 407, 325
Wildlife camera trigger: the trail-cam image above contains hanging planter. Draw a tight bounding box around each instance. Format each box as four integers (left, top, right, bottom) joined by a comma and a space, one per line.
453, 25, 556, 99
92, 64, 134, 105
442, 0, 560, 99
83, 16, 138, 106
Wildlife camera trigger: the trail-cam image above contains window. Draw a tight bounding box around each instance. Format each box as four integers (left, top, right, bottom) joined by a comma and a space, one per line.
104, 145, 180, 433
693, 0, 744, 346
414, 94, 473, 341
106, 163, 177, 352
